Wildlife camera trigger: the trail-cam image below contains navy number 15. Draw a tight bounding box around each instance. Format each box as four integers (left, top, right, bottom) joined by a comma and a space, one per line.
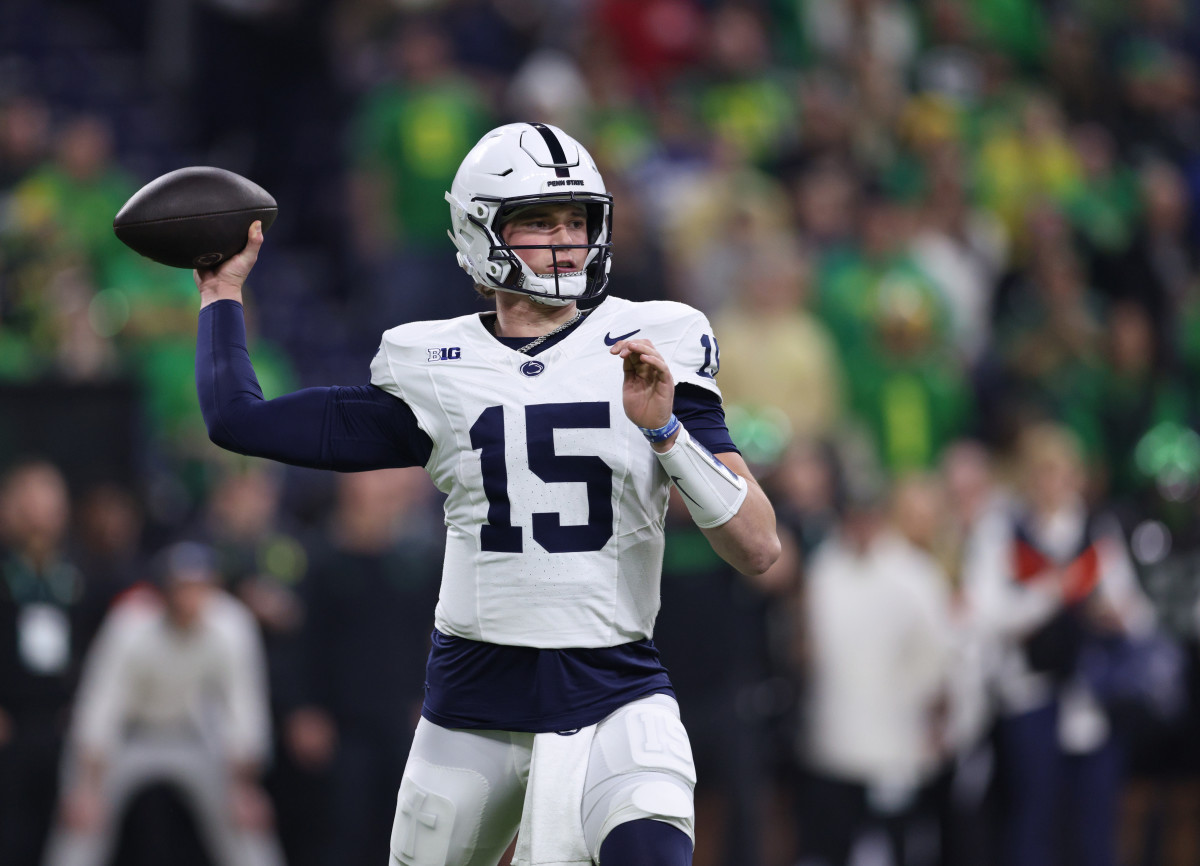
469, 402, 614, 554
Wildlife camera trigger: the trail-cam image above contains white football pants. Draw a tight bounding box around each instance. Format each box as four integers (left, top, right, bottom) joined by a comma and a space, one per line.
389, 693, 696, 866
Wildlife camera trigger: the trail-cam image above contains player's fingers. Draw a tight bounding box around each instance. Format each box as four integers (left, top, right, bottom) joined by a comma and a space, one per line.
621, 338, 661, 358
609, 336, 659, 353
194, 265, 221, 287
623, 343, 670, 375
623, 355, 671, 388
215, 221, 263, 283
611, 339, 664, 365
235, 221, 264, 265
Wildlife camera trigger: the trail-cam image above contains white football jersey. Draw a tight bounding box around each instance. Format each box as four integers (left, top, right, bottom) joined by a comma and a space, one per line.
370, 296, 723, 648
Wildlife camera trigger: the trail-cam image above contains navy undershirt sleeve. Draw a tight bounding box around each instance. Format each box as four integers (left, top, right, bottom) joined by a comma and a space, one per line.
196, 299, 432, 470
673, 383, 739, 455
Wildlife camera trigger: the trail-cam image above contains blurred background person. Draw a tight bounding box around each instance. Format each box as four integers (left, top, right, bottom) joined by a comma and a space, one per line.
654, 484, 791, 866
817, 187, 972, 475
794, 465, 954, 866
71, 483, 146, 648
200, 464, 311, 866
0, 460, 90, 866
285, 468, 442, 866
711, 236, 844, 449
348, 15, 493, 327
43, 542, 281, 866
962, 422, 1160, 866
934, 440, 1011, 866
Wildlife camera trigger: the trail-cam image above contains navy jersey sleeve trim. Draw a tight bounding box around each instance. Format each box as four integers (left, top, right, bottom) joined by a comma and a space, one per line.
196, 300, 432, 470
673, 382, 739, 455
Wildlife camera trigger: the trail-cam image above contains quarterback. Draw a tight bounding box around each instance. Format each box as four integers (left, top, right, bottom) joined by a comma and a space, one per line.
193, 123, 780, 866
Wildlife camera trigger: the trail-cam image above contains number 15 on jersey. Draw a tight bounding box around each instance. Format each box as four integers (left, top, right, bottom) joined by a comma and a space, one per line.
469, 401, 615, 555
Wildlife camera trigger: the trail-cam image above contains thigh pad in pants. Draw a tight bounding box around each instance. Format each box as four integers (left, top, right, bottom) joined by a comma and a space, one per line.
582, 694, 697, 858
390, 721, 530, 866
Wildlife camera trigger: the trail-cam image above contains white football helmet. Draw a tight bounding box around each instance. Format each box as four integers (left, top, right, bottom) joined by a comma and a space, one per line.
446, 122, 613, 306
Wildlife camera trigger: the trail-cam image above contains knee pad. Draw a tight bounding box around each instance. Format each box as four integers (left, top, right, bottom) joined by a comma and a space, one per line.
389, 757, 488, 866
583, 696, 697, 856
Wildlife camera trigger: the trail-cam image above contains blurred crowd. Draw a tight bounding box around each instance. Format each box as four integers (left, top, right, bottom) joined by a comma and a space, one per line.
4, 0, 1200, 865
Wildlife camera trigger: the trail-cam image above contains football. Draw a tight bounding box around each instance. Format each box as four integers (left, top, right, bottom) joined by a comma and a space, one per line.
113, 166, 277, 269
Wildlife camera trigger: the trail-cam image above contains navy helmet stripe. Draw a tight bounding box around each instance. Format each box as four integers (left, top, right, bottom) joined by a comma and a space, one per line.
528, 122, 571, 178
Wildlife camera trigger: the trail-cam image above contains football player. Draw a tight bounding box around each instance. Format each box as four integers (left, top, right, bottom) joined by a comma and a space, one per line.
192, 122, 780, 866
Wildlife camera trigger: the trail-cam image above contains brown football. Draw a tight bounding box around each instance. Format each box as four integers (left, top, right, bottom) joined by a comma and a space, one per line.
113, 166, 277, 269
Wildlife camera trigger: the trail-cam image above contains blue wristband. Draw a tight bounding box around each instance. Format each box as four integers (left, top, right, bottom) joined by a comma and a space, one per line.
639, 414, 681, 443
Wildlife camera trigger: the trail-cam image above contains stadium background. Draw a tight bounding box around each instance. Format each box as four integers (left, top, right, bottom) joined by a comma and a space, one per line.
3, 0, 1200, 864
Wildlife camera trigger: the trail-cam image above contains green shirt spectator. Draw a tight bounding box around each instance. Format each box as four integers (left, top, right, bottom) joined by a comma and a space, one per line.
1063, 302, 1191, 503
994, 250, 1105, 423
673, 6, 798, 166
972, 93, 1083, 236
844, 349, 974, 474
964, 0, 1047, 71
9, 117, 137, 293
815, 215, 968, 471
1056, 125, 1140, 259
816, 246, 953, 362
696, 75, 796, 165
352, 48, 490, 251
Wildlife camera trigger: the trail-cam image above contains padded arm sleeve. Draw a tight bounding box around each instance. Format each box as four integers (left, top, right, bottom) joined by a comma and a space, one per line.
196, 300, 432, 470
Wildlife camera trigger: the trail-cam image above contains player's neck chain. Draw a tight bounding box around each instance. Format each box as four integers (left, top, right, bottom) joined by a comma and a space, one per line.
513, 308, 588, 354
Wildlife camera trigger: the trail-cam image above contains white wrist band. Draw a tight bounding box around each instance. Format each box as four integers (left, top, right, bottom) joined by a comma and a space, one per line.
654, 424, 748, 528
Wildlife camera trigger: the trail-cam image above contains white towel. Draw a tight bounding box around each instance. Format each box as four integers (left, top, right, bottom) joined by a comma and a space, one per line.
512, 726, 596, 866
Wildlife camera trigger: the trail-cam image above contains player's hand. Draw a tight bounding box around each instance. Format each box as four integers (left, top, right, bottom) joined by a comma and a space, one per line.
229, 779, 274, 831
610, 337, 675, 438
61, 783, 105, 832
286, 706, 338, 771
194, 220, 264, 308
1084, 595, 1124, 634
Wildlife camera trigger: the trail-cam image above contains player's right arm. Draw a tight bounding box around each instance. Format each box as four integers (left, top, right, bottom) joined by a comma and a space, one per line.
193, 223, 431, 471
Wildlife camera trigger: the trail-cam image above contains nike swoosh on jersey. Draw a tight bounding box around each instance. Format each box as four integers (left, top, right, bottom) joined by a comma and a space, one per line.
603, 329, 641, 345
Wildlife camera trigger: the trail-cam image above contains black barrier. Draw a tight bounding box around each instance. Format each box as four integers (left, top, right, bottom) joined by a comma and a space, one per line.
0, 381, 141, 491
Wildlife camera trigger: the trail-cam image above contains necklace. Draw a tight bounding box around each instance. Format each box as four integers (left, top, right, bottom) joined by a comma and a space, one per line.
513, 308, 587, 354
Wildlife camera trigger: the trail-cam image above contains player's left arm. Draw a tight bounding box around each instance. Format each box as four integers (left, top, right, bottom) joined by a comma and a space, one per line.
612, 336, 781, 576
696, 449, 780, 576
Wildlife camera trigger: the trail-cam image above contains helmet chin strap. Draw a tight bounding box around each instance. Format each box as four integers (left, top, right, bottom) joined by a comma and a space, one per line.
506, 269, 587, 306
495, 286, 573, 307
528, 294, 575, 307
